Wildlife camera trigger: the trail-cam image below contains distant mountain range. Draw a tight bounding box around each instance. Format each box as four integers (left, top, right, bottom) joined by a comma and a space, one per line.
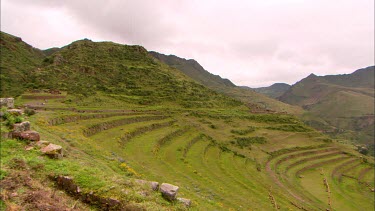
150, 52, 302, 114
277, 67, 374, 145
252, 83, 291, 98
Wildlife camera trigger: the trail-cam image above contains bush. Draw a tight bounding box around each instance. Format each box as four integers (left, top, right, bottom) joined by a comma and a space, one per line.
14, 116, 23, 123
210, 124, 217, 129
5, 115, 16, 127
266, 124, 312, 132
0, 169, 8, 180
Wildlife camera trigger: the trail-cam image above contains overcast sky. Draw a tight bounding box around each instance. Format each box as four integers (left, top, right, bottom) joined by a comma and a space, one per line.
1, 0, 374, 87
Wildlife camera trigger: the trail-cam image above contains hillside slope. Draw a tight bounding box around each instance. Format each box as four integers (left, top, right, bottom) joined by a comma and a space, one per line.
1, 32, 243, 110
279, 67, 375, 146
0, 32, 45, 97
150, 52, 302, 114
252, 83, 291, 98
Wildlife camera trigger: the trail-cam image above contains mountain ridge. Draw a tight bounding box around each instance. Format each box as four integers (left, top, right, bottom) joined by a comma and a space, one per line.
150, 51, 303, 114
279, 66, 374, 145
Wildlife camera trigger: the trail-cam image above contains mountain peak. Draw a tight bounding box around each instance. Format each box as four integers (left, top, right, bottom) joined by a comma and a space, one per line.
307, 73, 318, 78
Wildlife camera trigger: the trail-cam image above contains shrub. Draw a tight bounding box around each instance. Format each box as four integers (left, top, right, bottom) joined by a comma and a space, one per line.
210, 124, 217, 129
14, 116, 23, 123
266, 124, 312, 132
0, 169, 7, 180
5, 115, 16, 127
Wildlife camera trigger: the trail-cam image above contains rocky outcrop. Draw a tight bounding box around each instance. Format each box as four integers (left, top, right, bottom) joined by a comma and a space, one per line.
12, 121, 30, 133
35, 140, 50, 148
0, 98, 14, 108
177, 197, 192, 207
7, 109, 22, 116
135, 179, 159, 191
12, 130, 40, 142
159, 183, 179, 201
41, 143, 63, 159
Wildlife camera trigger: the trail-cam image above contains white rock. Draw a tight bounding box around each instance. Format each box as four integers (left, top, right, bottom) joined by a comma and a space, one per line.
159, 183, 179, 201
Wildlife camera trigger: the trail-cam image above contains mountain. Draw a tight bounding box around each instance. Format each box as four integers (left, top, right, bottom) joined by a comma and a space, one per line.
1, 32, 243, 109
0, 32, 45, 97
150, 51, 302, 114
1, 31, 373, 210
150, 52, 236, 89
252, 83, 291, 98
279, 66, 375, 145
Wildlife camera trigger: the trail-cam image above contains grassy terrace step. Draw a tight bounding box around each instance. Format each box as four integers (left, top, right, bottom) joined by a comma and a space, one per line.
331, 158, 359, 178
119, 127, 226, 210
280, 154, 351, 208
22, 94, 66, 99
48, 112, 146, 125
156, 131, 246, 209
284, 150, 343, 173
233, 156, 296, 209
362, 169, 375, 187
152, 127, 190, 154
182, 134, 204, 158
268, 144, 331, 159
298, 158, 374, 211
218, 152, 275, 207
89, 118, 175, 151
342, 163, 373, 180
295, 156, 352, 176
273, 147, 338, 168
358, 167, 372, 182
119, 120, 176, 144
83, 115, 167, 136
201, 145, 273, 210
186, 140, 253, 209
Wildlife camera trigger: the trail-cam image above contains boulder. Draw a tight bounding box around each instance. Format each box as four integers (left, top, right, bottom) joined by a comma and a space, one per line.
12, 130, 40, 142
7, 109, 22, 116
177, 198, 191, 207
135, 179, 159, 191
159, 183, 179, 201
0, 98, 14, 108
41, 143, 63, 159
12, 121, 30, 133
35, 140, 50, 148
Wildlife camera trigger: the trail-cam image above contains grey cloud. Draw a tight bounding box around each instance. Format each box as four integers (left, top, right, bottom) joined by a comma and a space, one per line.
2, 0, 373, 87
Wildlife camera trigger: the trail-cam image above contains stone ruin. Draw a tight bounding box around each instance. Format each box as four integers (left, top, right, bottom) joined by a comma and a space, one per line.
0, 98, 14, 108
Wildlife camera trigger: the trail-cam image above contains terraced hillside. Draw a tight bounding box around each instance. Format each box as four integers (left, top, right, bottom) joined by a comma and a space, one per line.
2, 93, 373, 210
